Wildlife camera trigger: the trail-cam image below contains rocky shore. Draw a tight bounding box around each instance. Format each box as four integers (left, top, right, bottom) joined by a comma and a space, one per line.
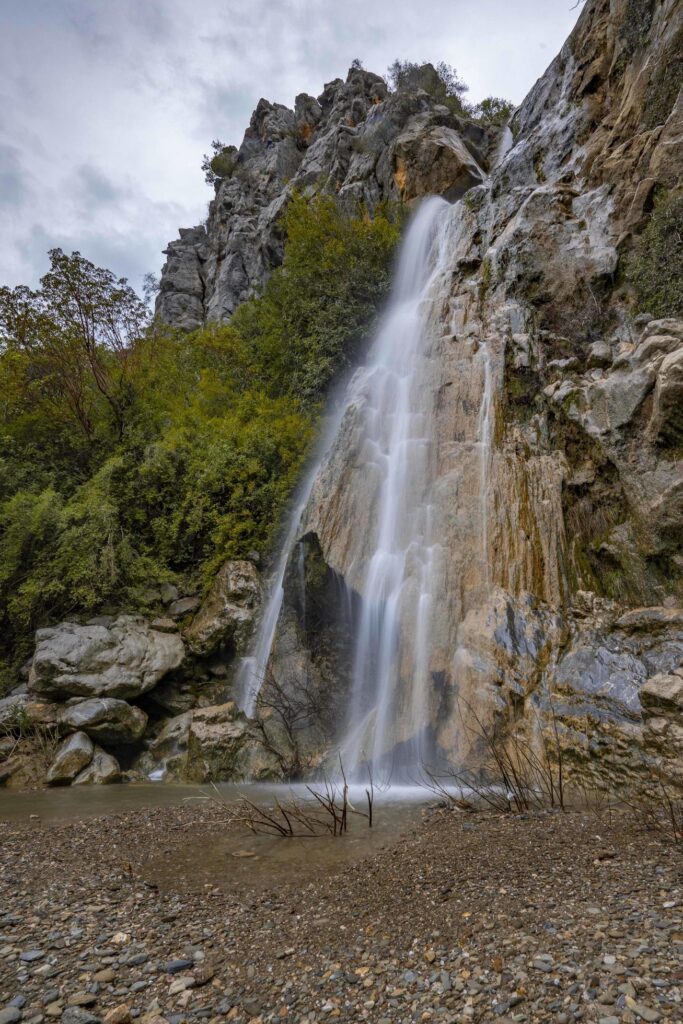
1, 802, 681, 1024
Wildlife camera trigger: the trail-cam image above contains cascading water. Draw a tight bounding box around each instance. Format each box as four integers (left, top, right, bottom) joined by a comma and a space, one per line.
336, 196, 462, 777
238, 195, 491, 778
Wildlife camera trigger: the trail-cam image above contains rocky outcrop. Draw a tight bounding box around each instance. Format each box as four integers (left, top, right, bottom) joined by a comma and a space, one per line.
46, 732, 94, 785
29, 616, 184, 700
134, 711, 192, 779
72, 748, 121, 785
157, 67, 500, 329
184, 560, 261, 657
183, 702, 282, 783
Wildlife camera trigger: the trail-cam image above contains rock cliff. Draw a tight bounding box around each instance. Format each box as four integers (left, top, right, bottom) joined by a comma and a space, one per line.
258, 0, 683, 788
156, 67, 498, 328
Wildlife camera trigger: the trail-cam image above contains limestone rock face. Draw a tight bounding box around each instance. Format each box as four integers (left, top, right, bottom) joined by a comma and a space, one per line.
260, 0, 683, 787
46, 731, 94, 784
184, 702, 282, 783
72, 748, 121, 785
29, 616, 185, 700
184, 560, 261, 657
60, 698, 148, 745
157, 70, 498, 328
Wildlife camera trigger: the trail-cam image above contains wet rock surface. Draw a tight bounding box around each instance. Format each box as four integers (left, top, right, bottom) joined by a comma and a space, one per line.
1, 804, 681, 1023
183, 702, 281, 783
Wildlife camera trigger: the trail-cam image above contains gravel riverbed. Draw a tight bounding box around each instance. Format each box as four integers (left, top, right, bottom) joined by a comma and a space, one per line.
1, 800, 681, 1024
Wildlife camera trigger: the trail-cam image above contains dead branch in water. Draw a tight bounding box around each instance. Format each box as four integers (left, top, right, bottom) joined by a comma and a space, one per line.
195, 760, 377, 839
416, 697, 567, 813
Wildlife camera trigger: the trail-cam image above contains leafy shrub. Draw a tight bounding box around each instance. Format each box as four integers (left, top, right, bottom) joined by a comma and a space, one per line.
624, 190, 683, 318
387, 60, 469, 116
202, 140, 238, 186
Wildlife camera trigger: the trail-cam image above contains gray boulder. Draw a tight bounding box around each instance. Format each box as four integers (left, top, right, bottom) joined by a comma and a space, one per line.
29, 615, 184, 700
46, 731, 94, 784
184, 702, 282, 782
184, 560, 261, 657
60, 698, 147, 744
72, 747, 121, 786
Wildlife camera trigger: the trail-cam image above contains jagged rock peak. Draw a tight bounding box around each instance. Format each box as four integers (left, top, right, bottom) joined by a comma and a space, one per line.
156, 63, 498, 330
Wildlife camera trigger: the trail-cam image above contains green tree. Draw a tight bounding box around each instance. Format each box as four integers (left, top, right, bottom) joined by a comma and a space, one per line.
472, 96, 515, 126
0, 249, 149, 449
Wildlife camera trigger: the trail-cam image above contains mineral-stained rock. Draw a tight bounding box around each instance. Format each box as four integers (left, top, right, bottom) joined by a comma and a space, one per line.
29, 616, 184, 700
392, 119, 485, 202
184, 560, 261, 657
46, 731, 94, 784
60, 698, 147, 745
72, 747, 121, 786
184, 702, 282, 782
147, 0, 683, 789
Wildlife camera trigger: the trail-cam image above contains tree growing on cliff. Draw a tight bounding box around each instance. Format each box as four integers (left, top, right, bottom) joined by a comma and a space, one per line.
387, 60, 469, 115
202, 139, 239, 186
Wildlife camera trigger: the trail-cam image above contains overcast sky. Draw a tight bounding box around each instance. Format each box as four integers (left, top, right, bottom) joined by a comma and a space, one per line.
0, 0, 582, 294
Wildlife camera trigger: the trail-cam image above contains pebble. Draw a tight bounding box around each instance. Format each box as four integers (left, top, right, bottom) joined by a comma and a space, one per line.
0, 1010, 23, 1024
163, 960, 193, 975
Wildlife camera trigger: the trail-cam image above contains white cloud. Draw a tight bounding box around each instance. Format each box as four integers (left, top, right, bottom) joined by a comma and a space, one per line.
0, 0, 581, 292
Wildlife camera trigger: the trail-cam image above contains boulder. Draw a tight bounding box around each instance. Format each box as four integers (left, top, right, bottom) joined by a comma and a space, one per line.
60, 698, 147, 744
29, 615, 184, 700
72, 747, 121, 785
184, 560, 261, 657
392, 119, 485, 202
168, 597, 201, 620
46, 731, 94, 784
184, 702, 282, 782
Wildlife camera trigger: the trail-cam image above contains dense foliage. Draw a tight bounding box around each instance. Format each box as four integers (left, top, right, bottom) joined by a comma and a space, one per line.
625, 190, 683, 318
0, 195, 401, 682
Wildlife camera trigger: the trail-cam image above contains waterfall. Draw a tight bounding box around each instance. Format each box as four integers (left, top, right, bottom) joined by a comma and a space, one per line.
337, 196, 461, 777
239, 196, 481, 778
